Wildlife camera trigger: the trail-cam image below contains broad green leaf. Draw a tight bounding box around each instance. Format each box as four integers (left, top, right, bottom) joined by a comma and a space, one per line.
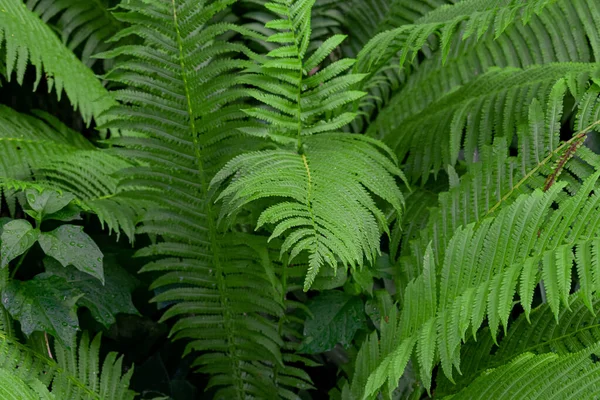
38, 225, 104, 283
299, 291, 366, 354
25, 188, 75, 217
0, 220, 39, 269
45, 257, 139, 328
42, 204, 81, 222
2, 274, 83, 346
353, 267, 374, 295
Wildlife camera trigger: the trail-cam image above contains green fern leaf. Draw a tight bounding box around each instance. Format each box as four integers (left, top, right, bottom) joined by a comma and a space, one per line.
0, 0, 116, 123
213, 134, 405, 290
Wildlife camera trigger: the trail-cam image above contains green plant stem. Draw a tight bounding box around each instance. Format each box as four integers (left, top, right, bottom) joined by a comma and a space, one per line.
10, 248, 30, 279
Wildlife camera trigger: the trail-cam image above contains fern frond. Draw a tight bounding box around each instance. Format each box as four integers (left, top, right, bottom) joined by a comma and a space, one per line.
0, 0, 116, 123
214, 134, 405, 290
445, 344, 600, 399
395, 99, 600, 287
0, 105, 144, 239
213, 0, 406, 290
0, 331, 134, 399
356, 0, 557, 76
437, 295, 600, 396
100, 0, 303, 397
362, 166, 600, 395
27, 0, 123, 68
388, 63, 597, 181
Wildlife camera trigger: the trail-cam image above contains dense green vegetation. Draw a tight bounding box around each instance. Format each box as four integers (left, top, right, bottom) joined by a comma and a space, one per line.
1, 0, 600, 398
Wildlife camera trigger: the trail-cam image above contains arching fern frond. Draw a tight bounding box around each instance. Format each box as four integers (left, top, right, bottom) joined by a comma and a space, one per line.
0, 331, 135, 399
212, 0, 406, 290
444, 344, 600, 399
363, 167, 600, 395
27, 0, 124, 68
437, 295, 600, 396
0, 0, 116, 123
0, 105, 143, 239
356, 0, 557, 76
384, 63, 598, 181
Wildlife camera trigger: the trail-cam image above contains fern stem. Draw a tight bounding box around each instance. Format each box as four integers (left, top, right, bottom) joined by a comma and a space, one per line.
485, 119, 600, 216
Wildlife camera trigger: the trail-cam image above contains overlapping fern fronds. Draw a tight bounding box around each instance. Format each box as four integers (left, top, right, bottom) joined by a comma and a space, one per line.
393, 91, 600, 288
356, 0, 558, 76
0, 331, 134, 399
27, 0, 123, 68
212, 0, 406, 290
0, 105, 143, 239
386, 63, 598, 181
99, 0, 306, 397
360, 165, 600, 395
436, 295, 600, 396
444, 344, 600, 399
370, 0, 600, 145
0, 0, 115, 123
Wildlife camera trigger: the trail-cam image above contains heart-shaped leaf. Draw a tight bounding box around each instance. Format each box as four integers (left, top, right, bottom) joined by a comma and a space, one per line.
38, 225, 104, 283
0, 220, 39, 269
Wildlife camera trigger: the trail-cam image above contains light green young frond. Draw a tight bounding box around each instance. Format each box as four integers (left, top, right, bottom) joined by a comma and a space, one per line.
27, 0, 123, 68
214, 0, 406, 291
213, 133, 405, 291
239, 0, 368, 142
0, 0, 116, 123
0, 331, 134, 400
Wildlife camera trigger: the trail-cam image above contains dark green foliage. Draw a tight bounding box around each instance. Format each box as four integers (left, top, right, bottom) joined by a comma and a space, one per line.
2, 0, 600, 398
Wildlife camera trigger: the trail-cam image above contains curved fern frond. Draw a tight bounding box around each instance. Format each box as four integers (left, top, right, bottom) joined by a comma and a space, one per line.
0, 331, 135, 399
362, 166, 600, 395
443, 344, 600, 399
371, 0, 600, 143
27, 0, 124, 68
384, 63, 598, 181
0, 105, 143, 239
0, 105, 91, 215
0, 0, 116, 123
356, 0, 557, 76
437, 295, 600, 396
213, 0, 406, 290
